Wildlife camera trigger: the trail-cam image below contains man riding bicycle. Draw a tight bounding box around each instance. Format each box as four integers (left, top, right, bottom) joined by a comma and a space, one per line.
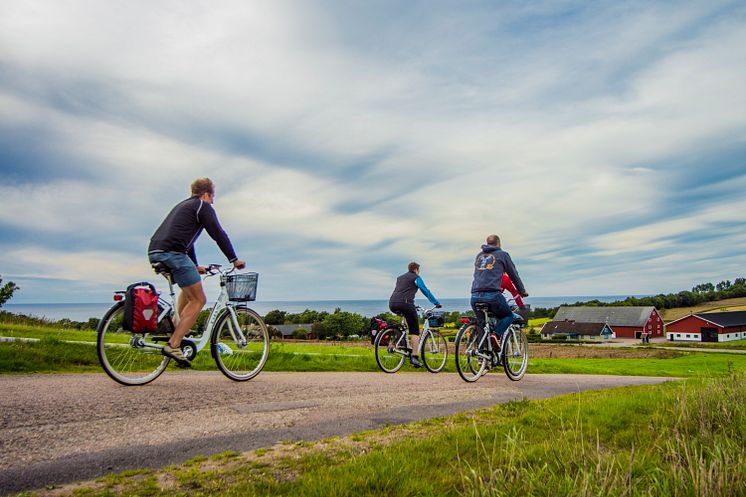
470, 235, 528, 349
148, 178, 245, 367
389, 261, 441, 368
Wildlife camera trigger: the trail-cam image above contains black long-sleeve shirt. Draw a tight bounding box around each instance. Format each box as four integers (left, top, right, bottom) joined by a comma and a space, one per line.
148, 196, 237, 265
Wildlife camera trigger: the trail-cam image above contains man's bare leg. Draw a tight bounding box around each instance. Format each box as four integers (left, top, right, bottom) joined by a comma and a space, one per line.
170, 282, 206, 348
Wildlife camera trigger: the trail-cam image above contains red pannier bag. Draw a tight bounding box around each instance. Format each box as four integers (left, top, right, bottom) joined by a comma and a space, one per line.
122, 282, 159, 333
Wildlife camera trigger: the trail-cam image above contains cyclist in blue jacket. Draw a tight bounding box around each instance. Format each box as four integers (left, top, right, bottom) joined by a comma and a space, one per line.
389, 262, 441, 368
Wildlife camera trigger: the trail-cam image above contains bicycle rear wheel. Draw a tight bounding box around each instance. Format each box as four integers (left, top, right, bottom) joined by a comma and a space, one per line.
374, 327, 406, 373
212, 306, 270, 381
455, 324, 486, 382
421, 330, 448, 373
97, 301, 170, 386
502, 326, 528, 381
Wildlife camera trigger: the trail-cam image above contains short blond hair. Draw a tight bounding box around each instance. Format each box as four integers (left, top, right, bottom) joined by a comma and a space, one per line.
191, 178, 214, 196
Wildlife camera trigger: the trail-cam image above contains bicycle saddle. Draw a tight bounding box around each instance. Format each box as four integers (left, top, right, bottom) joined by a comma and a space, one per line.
151, 262, 172, 275
474, 302, 491, 311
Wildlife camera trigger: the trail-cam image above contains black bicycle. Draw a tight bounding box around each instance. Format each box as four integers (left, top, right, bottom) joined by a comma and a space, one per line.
454, 303, 528, 382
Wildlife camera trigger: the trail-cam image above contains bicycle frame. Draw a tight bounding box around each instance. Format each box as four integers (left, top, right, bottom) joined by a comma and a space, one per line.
389, 305, 439, 356
154, 267, 247, 354
472, 307, 523, 361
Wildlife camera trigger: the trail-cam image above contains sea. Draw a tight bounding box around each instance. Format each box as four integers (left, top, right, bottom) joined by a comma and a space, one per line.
3, 295, 643, 322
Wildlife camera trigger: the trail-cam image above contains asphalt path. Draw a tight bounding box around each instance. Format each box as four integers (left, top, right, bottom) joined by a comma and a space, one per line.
0, 371, 677, 494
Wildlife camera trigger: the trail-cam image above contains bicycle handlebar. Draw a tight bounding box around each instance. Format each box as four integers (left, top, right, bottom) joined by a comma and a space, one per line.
415, 304, 443, 317
202, 264, 239, 278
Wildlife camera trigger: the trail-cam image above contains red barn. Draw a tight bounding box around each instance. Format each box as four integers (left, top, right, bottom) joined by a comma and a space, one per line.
552, 306, 664, 339
665, 311, 746, 342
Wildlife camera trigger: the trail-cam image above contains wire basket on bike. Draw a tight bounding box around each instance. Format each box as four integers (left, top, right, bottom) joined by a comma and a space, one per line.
223, 272, 259, 302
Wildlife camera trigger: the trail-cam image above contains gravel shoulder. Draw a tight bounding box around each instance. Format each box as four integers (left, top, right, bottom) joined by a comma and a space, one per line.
0, 371, 677, 495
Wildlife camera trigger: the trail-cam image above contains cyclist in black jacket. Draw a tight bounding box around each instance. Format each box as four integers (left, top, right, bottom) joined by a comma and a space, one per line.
148, 178, 245, 367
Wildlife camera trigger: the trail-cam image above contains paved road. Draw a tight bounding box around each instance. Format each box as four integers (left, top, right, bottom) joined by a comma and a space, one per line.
0, 371, 677, 494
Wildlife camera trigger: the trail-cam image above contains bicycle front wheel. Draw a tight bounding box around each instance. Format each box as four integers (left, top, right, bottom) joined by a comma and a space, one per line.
211, 306, 270, 381
455, 324, 486, 382
421, 330, 448, 373
97, 301, 170, 386
374, 327, 406, 373
502, 327, 529, 381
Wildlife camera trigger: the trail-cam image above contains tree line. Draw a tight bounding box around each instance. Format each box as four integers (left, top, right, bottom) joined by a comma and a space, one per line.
559, 278, 746, 313
2, 276, 743, 337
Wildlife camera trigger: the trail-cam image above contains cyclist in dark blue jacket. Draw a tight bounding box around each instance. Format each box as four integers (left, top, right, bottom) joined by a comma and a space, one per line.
471, 235, 528, 347
148, 178, 245, 367
389, 262, 441, 368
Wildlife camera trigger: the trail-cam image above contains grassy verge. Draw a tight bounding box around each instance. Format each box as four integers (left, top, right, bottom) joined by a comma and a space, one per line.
0, 323, 99, 342
34, 373, 745, 497
3, 338, 746, 376
649, 339, 746, 350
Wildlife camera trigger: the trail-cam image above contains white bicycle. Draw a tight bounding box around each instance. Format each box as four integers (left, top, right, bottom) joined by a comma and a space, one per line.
97, 263, 270, 386
374, 305, 449, 373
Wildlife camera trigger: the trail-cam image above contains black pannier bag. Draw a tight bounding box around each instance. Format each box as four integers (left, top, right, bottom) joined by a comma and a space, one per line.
122, 282, 159, 333
427, 312, 444, 328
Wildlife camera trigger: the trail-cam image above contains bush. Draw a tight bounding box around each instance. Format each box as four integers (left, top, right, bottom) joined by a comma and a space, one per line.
292, 327, 308, 340
551, 334, 567, 341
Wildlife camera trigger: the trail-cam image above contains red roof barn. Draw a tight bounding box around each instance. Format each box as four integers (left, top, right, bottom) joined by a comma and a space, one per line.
552, 306, 664, 339
665, 311, 746, 343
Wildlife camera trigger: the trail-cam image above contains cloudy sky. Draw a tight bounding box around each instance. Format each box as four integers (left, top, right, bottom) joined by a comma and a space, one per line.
1, 0, 745, 304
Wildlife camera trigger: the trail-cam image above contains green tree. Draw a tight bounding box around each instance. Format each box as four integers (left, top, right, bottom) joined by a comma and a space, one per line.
0, 276, 19, 308
264, 309, 287, 325
320, 311, 367, 339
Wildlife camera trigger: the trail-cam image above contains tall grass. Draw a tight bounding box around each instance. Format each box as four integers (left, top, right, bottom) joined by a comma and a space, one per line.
457, 373, 745, 497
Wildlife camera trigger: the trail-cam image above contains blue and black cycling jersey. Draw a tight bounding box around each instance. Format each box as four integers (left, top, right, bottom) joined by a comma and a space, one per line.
389, 271, 440, 306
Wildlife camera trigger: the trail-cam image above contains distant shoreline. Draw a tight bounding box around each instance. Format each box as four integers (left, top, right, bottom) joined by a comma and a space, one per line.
3, 295, 647, 322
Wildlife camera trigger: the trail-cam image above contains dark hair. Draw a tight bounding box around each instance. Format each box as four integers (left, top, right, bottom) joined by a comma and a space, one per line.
408, 261, 420, 272
191, 178, 214, 196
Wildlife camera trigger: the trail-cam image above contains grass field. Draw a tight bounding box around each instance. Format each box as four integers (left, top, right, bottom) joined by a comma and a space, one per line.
660, 296, 746, 321
39, 372, 745, 497
3, 334, 746, 377
650, 339, 746, 350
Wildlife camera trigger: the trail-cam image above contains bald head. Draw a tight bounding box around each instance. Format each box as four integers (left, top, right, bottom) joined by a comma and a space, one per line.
486, 234, 501, 246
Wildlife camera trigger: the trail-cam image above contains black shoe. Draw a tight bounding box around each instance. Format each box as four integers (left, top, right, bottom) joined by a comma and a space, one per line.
162, 343, 192, 368
410, 355, 423, 368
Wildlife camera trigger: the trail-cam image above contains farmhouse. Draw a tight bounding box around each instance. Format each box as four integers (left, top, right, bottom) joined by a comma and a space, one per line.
273, 323, 315, 339
551, 306, 664, 339
665, 311, 746, 343
540, 321, 615, 341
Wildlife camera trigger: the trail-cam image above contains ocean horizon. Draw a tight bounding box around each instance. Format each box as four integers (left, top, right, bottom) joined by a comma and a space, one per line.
3, 295, 648, 322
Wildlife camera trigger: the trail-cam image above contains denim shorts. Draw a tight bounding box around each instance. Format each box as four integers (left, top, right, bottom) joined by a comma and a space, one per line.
148, 252, 201, 288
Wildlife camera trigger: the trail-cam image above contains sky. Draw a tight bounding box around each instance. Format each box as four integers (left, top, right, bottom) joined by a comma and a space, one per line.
1, 0, 745, 304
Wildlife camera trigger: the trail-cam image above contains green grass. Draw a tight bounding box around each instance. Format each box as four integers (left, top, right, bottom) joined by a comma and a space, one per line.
3, 334, 746, 376
528, 353, 746, 377
47, 372, 746, 497
0, 322, 99, 342
650, 339, 746, 350
0, 336, 102, 373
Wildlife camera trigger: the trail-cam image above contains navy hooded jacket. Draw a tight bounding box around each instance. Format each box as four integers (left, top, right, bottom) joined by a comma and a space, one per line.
470, 245, 526, 295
